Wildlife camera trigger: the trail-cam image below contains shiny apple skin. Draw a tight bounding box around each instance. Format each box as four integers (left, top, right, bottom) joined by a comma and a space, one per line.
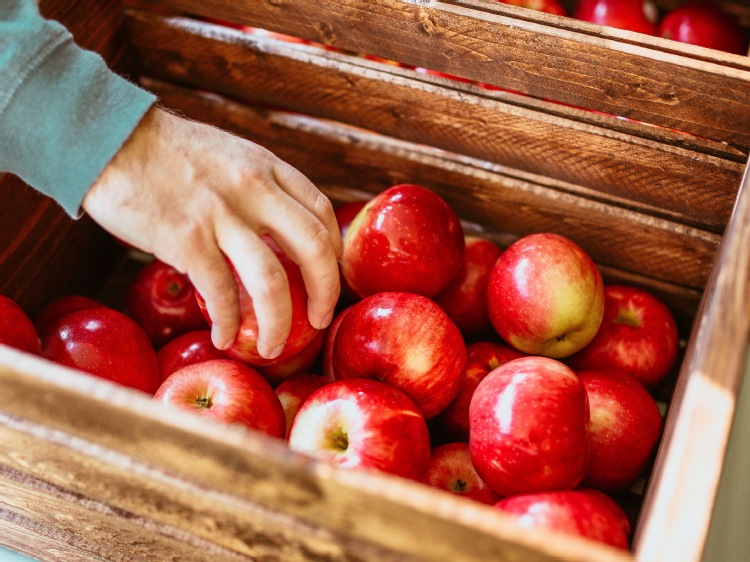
34, 294, 103, 341
154, 359, 285, 438
41, 306, 160, 394
470, 356, 590, 497
334, 200, 367, 304
275, 373, 331, 440
125, 259, 208, 349
494, 488, 630, 549
422, 442, 501, 505
257, 327, 327, 387
433, 236, 502, 338
340, 184, 465, 299
436, 341, 527, 442
156, 329, 227, 385
332, 292, 467, 419
657, 1, 748, 55
486, 232, 604, 358
0, 295, 40, 354
578, 368, 663, 490
573, 0, 658, 35
566, 284, 679, 389
321, 306, 351, 382
288, 378, 431, 480
196, 235, 319, 367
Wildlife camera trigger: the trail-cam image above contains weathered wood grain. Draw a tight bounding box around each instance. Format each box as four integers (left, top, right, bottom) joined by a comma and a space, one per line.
0, 347, 631, 562
142, 78, 721, 292
125, 11, 745, 232
136, 0, 750, 149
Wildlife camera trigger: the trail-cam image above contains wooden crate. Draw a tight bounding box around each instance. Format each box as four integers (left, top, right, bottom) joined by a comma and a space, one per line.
1, 0, 749, 560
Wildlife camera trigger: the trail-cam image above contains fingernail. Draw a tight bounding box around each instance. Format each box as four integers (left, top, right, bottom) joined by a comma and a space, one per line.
212, 326, 233, 350
267, 344, 285, 360
317, 310, 334, 330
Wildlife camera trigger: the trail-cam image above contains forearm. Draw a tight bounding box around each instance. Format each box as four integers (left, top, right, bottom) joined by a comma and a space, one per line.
0, 0, 155, 217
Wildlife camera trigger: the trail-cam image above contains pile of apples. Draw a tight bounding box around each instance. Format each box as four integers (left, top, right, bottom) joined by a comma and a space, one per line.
503, 0, 748, 55
0, 184, 682, 551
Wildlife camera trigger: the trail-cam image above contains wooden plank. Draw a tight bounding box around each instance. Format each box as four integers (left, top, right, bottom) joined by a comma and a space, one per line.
0, 347, 632, 562
125, 11, 745, 232
137, 0, 750, 148
142, 78, 721, 291
633, 157, 750, 561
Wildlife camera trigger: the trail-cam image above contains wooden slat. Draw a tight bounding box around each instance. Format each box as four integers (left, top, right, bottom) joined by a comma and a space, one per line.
634, 157, 750, 560
125, 11, 745, 232
142, 78, 721, 292
0, 347, 632, 562
138, 0, 750, 149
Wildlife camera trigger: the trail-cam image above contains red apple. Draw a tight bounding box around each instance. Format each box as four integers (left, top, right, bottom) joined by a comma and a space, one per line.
499, 0, 568, 16
154, 359, 285, 438
340, 184, 465, 299
40, 306, 160, 394
657, 2, 748, 55
335, 200, 367, 304
566, 284, 679, 389
257, 327, 327, 387
578, 368, 663, 490
288, 378, 431, 480
0, 295, 39, 354
494, 488, 630, 549
573, 0, 658, 35
125, 258, 208, 349
156, 329, 227, 384
422, 442, 501, 505
34, 294, 103, 341
436, 341, 527, 442
275, 373, 331, 439
321, 306, 351, 382
470, 356, 590, 497
433, 236, 502, 338
487, 232, 604, 358
196, 235, 319, 367
332, 292, 467, 419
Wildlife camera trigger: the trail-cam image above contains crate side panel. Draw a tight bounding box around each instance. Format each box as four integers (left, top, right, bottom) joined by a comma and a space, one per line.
125, 12, 745, 232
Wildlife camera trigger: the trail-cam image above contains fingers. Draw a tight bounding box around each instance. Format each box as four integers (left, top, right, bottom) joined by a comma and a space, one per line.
216, 215, 293, 360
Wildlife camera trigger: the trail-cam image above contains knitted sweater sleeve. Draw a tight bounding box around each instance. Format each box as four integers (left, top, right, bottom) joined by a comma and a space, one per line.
0, 0, 156, 217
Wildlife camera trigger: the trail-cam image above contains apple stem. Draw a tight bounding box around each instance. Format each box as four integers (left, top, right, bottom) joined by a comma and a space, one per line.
195, 395, 213, 410
452, 479, 468, 493
330, 432, 349, 451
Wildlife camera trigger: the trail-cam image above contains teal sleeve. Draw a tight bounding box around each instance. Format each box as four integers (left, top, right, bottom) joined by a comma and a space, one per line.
0, 0, 156, 217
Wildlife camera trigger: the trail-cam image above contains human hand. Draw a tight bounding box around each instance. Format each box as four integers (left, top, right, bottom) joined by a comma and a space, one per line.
83, 106, 341, 359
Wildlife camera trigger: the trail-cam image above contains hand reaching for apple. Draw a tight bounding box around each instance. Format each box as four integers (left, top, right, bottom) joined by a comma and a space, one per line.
82, 106, 342, 359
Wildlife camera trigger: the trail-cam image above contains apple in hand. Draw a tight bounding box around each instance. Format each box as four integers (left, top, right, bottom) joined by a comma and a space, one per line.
422, 442, 501, 505
332, 292, 467, 419
275, 373, 331, 439
433, 236, 502, 339
340, 184, 465, 299
487, 232, 604, 358
436, 341, 526, 442
573, 0, 658, 35
0, 295, 39, 354
494, 488, 631, 549
257, 327, 327, 387
34, 294, 103, 341
566, 284, 679, 389
125, 258, 208, 349
196, 235, 319, 367
470, 356, 590, 497
156, 329, 227, 384
578, 368, 663, 490
288, 378, 431, 480
154, 358, 285, 438
657, 2, 748, 55
41, 306, 160, 394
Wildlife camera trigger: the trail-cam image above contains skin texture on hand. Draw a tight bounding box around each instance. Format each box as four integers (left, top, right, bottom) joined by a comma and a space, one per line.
83, 106, 341, 359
